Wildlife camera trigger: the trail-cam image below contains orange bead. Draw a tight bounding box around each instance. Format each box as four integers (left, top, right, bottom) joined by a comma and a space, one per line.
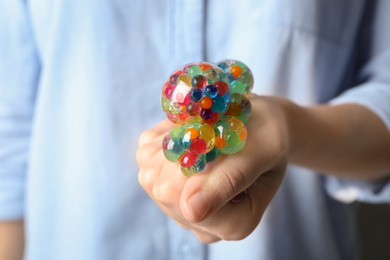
230, 65, 242, 78
200, 96, 213, 109
239, 128, 248, 141
199, 63, 213, 71
225, 102, 241, 116
185, 128, 199, 140
215, 136, 226, 148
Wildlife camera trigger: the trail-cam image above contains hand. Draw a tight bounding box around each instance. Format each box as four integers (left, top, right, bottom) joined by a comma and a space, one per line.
137, 95, 289, 243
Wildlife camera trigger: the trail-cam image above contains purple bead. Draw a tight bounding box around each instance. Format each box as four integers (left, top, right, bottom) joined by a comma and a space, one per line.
200, 108, 213, 120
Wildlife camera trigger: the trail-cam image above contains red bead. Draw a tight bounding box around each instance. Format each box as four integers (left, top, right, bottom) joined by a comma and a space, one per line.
214, 81, 228, 96
189, 138, 207, 154
181, 152, 198, 167
179, 110, 189, 121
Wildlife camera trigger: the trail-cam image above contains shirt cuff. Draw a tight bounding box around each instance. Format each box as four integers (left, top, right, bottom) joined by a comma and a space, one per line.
0, 165, 25, 220
325, 81, 390, 203
329, 81, 390, 132
324, 176, 390, 203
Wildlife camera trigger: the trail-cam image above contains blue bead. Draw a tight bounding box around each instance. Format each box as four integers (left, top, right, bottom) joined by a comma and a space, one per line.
222, 93, 231, 102
227, 73, 235, 83
211, 95, 227, 113
218, 62, 228, 71
190, 88, 202, 101
204, 85, 218, 98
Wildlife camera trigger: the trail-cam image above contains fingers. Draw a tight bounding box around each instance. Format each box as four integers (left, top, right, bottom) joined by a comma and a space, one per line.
136, 119, 176, 166
179, 135, 285, 223
138, 119, 176, 147
136, 137, 164, 167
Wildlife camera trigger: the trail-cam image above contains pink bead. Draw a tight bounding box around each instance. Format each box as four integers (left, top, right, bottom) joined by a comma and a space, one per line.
165, 85, 175, 99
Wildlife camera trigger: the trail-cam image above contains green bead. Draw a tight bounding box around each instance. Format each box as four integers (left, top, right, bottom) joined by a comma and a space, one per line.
219, 139, 246, 154
217, 72, 229, 83
237, 70, 254, 95
227, 131, 241, 147
163, 149, 180, 162
161, 96, 170, 112
206, 146, 220, 163
214, 120, 229, 136
203, 68, 218, 84
188, 65, 203, 78
231, 80, 245, 94
170, 126, 182, 138
235, 61, 246, 69
171, 104, 180, 114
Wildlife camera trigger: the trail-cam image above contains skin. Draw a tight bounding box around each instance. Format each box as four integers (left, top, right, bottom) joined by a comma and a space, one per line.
137, 94, 390, 243
0, 221, 24, 260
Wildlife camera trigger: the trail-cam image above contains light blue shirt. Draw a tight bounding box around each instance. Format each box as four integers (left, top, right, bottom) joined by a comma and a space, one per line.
1, 0, 390, 259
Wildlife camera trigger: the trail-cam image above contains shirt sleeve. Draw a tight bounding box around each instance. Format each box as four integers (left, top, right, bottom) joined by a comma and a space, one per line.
0, 1, 40, 220
325, 0, 390, 204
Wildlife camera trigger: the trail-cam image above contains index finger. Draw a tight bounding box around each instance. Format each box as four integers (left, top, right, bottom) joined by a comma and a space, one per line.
138, 119, 176, 147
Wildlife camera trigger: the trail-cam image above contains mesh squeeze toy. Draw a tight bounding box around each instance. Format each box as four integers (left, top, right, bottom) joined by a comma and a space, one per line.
161, 60, 253, 176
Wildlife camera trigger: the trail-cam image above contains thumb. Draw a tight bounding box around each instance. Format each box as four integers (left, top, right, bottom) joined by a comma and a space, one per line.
179, 152, 261, 223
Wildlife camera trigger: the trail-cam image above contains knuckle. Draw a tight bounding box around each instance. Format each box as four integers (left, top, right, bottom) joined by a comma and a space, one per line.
219, 223, 255, 241
193, 231, 221, 244
152, 181, 176, 207
138, 130, 155, 146
136, 146, 151, 165
138, 168, 157, 190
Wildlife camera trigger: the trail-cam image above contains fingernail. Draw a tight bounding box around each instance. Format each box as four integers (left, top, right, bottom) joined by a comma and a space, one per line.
187, 191, 211, 222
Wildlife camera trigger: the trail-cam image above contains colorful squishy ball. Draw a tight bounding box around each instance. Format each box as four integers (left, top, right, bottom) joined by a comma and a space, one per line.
161, 62, 231, 125
161, 60, 253, 176
214, 116, 248, 155
162, 123, 216, 176
217, 59, 254, 96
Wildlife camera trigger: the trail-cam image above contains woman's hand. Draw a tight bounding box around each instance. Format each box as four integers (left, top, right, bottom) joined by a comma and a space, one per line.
137, 95, 288, 242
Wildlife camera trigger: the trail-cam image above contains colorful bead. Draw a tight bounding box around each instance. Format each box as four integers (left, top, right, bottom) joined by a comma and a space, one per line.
206, 146, 220, 163
214, 81, 229, 96
211, 95, 227, 113
191, 75, 206, 88
204, 85, 218, 98
181, 152, 198, 167
200, 96, 213, 109
230, 65, 242, 78
188, 65, 203, 78
190, 88, 202, 102
185, 128, 199, 140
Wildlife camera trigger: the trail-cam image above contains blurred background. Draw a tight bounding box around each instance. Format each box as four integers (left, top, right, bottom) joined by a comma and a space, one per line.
358, 203, 390, 260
